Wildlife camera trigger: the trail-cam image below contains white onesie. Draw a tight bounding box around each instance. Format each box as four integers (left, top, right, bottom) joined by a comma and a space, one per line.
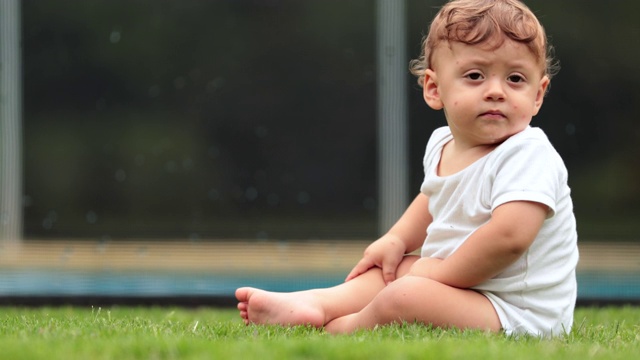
420, 126, 579, 337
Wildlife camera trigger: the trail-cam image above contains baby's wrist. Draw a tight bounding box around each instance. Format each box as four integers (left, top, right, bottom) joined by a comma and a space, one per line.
382, 233, 408, 253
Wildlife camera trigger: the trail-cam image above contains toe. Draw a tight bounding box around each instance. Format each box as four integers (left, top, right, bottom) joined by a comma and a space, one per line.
237, 302, 248, 311
235, 287, 254, 302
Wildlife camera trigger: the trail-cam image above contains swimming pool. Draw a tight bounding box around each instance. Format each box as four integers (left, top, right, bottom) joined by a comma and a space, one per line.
0, 269, 637, 305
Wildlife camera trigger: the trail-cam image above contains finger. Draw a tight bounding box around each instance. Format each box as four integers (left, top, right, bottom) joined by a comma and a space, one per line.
345, 261, 368, 281
345, 258, 375, 282
381, 258, 401, 284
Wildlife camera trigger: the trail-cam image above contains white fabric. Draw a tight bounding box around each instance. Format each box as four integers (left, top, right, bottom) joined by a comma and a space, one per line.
420, 126, 579, 337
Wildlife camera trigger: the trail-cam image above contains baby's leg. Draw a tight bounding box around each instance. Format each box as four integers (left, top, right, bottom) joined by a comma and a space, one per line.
236, 268, 385, 327
236, 256, 420, 327
324, 275, 501, 334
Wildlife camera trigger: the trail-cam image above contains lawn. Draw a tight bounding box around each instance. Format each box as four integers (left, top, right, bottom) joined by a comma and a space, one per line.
0, 306, 638, 359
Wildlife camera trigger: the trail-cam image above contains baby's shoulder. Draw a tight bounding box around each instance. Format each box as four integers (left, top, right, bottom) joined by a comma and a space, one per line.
423, 126, 452, 163
489, 127, 567, 174
425, 126, 452, 150
496, 127, 555, 154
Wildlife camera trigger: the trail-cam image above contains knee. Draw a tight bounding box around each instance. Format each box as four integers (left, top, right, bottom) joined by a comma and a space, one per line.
372, 277, 436, 321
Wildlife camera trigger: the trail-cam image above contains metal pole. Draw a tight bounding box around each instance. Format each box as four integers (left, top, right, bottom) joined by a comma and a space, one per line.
0, 0, 23, 243
376, 0, 409, 234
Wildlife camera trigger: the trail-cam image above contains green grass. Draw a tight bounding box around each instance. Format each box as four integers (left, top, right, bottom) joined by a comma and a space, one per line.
0, 306, 638, 359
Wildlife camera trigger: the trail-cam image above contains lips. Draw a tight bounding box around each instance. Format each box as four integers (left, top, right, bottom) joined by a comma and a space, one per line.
480, 110, 505, 119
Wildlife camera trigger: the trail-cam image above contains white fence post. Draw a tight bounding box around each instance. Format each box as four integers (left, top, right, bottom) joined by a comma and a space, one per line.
0, 0, 23, 243
376, 0, 409, 234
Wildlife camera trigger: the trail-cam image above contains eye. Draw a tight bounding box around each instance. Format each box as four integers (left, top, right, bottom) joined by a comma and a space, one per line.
507, 74, 525, 83
465, 72, 484, 81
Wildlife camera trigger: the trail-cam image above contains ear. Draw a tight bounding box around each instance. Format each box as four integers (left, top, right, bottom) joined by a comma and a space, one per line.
423, 69, 443, 110
532, 75, 550, 116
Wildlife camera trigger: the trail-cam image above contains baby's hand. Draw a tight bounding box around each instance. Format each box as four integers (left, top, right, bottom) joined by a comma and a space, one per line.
345, 234, 407, 285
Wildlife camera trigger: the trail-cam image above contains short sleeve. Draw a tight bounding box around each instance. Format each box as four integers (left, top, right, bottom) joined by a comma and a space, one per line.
489, 137, 565, 218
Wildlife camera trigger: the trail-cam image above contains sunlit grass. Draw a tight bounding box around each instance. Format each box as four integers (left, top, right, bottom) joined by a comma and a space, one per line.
0, 306, 637, 359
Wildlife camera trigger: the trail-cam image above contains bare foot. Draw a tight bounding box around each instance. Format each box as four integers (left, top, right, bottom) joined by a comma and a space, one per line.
235, 287, 325, 327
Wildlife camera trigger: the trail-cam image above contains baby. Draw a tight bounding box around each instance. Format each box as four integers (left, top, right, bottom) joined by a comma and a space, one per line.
236, 0, 578, 337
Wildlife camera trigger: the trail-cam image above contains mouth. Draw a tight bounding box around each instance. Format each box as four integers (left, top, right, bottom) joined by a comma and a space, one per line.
479, 110, 506, 119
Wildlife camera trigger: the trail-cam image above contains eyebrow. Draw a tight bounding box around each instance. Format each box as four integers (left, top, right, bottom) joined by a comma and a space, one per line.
456, 57, 537, 72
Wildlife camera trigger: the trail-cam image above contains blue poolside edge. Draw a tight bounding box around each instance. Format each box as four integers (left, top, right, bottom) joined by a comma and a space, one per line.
0, 269, 637, 302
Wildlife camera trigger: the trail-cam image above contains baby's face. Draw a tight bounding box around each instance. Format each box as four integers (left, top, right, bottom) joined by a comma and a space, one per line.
423, 37, 549, 147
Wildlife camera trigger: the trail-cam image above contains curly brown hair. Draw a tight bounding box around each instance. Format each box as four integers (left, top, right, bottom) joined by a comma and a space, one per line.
409, 0, 559, 87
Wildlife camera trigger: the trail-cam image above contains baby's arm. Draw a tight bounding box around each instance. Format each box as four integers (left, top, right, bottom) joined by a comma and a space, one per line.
411, 200, 547, 288
346, 193, 432, 284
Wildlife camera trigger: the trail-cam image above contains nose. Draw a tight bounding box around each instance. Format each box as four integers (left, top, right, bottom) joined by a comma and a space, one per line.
484, 77, 505, 101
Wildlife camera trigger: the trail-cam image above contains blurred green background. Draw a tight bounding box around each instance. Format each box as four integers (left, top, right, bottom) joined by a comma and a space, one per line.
20, 0, 640, 241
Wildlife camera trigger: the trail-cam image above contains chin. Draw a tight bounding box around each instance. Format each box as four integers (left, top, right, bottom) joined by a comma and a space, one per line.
485, 134, 510, 145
